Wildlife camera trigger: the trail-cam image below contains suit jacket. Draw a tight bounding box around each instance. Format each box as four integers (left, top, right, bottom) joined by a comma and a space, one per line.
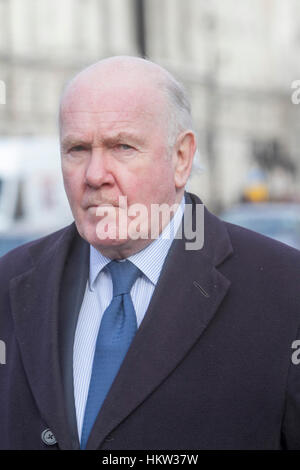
1, 192, 300, 450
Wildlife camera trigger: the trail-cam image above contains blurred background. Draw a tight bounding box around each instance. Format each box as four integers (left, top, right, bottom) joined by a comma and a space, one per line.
0, 0, 300, 254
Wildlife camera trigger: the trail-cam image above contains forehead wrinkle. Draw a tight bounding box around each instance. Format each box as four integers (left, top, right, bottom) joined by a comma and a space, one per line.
61, 108, 158, 123
61, 107, 158, 134
60, 115, 134, 137
60, 106, 154, 126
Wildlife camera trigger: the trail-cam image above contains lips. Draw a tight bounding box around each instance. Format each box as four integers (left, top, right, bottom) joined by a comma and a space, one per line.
83, 195, 127, 210
85, 202, 117, 209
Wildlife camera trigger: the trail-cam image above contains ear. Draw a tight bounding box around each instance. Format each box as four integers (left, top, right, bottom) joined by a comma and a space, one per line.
173, 131, 197, 190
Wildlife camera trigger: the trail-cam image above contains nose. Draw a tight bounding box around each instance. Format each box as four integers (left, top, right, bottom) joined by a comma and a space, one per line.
85, 148, 115, 188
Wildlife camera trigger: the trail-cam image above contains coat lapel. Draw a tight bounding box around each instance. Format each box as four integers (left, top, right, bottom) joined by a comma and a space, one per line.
87, 194, 233, 449
9, 224, 77, 450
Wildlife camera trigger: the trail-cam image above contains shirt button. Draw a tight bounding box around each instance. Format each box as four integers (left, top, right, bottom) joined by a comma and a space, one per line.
41, 428, 57, 446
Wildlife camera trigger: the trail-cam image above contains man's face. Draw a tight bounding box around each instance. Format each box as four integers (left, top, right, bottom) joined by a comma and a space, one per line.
60, 75, 181, 257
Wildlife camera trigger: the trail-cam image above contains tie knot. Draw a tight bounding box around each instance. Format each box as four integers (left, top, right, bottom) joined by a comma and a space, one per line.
106, 260, 141, 297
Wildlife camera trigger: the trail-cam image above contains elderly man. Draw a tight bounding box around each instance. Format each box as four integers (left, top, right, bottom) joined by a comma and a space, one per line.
1, 56, 300, 450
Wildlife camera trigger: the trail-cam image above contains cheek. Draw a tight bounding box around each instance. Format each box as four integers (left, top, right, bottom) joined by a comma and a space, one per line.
131, 166, 175, 204
62, 170, 83, 207
145, 160, 174, 187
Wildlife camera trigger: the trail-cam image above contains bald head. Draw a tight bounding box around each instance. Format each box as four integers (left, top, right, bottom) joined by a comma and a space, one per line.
60, 56, 194, 148
63, 56, 169, 90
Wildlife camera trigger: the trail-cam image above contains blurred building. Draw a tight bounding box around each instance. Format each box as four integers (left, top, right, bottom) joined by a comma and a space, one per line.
0, 0, 138, 136
0, 0, 300, 211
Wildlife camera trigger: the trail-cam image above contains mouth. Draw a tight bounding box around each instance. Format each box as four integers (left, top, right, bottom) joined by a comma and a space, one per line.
86, 202, 116, 209
84, 195, 128, 211
86, 203, 120, 219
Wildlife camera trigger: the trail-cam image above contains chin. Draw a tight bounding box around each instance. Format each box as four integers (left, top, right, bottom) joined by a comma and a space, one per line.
91, 236, 136, 259
79, 222, 127, 246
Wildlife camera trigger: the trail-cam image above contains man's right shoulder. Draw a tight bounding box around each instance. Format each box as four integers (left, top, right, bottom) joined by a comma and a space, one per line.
0, 223, 76, 281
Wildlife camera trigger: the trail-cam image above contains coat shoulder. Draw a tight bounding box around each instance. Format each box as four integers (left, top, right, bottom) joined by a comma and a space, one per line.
223, 220, 300, 279
0, 223, 76, 281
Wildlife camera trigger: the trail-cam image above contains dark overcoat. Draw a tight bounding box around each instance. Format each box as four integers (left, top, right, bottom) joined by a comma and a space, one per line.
1, 193, 300, 449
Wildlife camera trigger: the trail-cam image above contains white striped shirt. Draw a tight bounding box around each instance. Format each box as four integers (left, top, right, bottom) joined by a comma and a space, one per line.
73, 197, 185, 440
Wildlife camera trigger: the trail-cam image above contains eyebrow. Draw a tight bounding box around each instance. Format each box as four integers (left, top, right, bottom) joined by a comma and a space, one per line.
61, 132, 144, 152
102, 132, 144, 147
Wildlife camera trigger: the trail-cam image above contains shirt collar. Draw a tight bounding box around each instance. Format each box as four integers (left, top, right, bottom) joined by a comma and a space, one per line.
89, 196, 185, 290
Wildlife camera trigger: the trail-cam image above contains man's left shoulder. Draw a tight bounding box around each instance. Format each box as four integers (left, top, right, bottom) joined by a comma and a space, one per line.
220, 220, 300, 303
186, 192, 300, 272
225, 219, 300, 267
0, 222, 77, 281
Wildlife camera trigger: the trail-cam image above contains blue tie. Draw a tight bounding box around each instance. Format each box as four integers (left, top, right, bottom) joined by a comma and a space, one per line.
80, 260, 141, 449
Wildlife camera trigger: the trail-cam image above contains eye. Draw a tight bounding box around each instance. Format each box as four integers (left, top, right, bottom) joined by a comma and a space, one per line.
117, 144, 133, 151
70, 145, 87, 152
